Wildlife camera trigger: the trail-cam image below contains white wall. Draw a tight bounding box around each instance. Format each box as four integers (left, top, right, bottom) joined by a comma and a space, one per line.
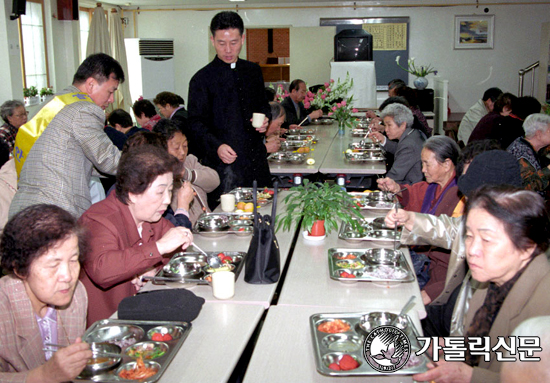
123, 4, 550, 113
0, 0, 24, 102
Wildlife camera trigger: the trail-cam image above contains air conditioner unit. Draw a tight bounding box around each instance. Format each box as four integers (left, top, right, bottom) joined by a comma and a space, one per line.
125, 38, 175, 103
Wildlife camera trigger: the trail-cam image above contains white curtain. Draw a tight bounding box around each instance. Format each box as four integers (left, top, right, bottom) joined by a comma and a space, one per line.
109, 9, 132, 112
86, 6, 111, 57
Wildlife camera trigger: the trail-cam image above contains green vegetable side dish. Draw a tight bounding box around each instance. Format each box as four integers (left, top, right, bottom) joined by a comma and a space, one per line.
126, 344, 166, 360
335, 260, 363, 269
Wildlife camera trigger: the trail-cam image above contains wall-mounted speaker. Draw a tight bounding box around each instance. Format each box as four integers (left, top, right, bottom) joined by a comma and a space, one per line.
10, 0, 26, 20
57, 0, 79, 21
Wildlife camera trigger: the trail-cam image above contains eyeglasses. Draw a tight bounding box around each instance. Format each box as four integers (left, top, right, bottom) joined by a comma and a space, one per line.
14, 111, 29, 118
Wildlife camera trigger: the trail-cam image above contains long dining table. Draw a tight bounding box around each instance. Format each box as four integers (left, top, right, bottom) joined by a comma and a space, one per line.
127, 132, 428, 382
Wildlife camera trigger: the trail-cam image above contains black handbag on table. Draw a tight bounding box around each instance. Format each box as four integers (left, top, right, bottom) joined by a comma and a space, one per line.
244, 180, 280, 284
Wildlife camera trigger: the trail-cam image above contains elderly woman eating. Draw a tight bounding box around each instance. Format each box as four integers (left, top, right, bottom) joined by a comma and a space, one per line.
412, 186, 550, 383
387, 182, 550, 382
154, 119, 220, 223
377, 136, 461, 302
265, 101, 286, 154
0, 204, 92, 382
369, 103, 426, 184
0, 100, 28, 154
79, 145, 193, 326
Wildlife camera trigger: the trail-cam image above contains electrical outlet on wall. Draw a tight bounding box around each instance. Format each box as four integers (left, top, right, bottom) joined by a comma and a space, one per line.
9, 42, 20, 55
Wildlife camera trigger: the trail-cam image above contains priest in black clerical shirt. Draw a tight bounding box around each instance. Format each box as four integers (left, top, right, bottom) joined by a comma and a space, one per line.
188, 11, 272, 209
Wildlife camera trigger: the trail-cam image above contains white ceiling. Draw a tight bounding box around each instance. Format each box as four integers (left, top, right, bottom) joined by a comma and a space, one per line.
89, 0, 541, 9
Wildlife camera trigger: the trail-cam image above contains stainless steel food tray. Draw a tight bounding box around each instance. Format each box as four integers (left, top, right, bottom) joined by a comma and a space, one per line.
288, 128, 316, 135
348, 142, 381, 151
344, 151, 385, 162
156, 251, 247, 285
78, 319, 191, 382
327, 248, 413, 283
267, 152, 307, 164
285, 134, 318, 142
194, 212, 254, 237
351, 128, 370, 137
348, 193, 396, 210
310, 312, 428, 376
228, 187, 274, 205
310, 117, 333, 125
339, 220, 401, 242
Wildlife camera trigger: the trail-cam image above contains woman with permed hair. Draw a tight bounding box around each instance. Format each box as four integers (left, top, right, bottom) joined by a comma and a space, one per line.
0, 204, 92, 382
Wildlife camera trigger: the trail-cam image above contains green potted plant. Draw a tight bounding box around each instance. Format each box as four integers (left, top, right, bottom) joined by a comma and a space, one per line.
40, 86, 54, 102
23, 86, 39, 106
276, 180, 363, 237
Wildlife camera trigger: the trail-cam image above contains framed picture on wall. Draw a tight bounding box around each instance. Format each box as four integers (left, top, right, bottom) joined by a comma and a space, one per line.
454, 15, 494, 49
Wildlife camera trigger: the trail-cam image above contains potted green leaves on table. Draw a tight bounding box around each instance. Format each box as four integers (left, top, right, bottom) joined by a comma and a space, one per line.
276, 180, 363, 237
23, 86, 39, 106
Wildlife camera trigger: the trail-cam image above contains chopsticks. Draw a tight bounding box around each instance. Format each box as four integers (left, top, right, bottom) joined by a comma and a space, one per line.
297, 116, 309, 127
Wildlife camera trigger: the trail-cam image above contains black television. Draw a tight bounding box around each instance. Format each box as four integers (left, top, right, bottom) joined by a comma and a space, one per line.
10, 0, 26, 20
334, 29, 373, 62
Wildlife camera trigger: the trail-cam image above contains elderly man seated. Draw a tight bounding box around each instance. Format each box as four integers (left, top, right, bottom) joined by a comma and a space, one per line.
369, 103, 426, 184
507, 113, 550, 194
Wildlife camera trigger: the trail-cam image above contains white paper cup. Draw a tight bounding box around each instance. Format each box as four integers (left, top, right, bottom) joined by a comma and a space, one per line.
252, 113, 265, 128
220, 194, 236, 212
212, 271, 235, 300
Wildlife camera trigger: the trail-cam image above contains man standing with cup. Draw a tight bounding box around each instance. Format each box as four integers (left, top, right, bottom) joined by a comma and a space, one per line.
188, 11, 272, 209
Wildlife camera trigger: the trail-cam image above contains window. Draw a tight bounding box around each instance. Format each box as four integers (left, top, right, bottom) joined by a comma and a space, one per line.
19, 0, 49, 89
79, 8, 92, 62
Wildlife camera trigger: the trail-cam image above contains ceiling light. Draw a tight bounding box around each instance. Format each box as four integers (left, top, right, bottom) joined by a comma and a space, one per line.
229, 0, 245, 2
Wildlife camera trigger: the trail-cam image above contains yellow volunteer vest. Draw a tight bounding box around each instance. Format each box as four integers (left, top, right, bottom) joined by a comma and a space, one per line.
13, 92, 94, 177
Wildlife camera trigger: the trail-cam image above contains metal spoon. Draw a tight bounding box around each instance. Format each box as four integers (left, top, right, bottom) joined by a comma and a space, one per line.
391, 295, 416, 326
192, 242, 221, 268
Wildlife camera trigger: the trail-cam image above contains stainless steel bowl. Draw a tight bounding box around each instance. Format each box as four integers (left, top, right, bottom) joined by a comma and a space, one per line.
362, 248, 402, 266
163, 257, 204, 277
81, 343, 122, 376
289, 153, 306, 164
232, 225, 253, 236
117, 360, 160, 380
321, 352, 362, 370
357, 312, 409, 335
85, 325, 144, 348
321, 334, 362, 352
367, 191, 392, 202
125, 341, 169, 360
268, 152, 288, 162
197, 214, 230, 232
147, 325, 185, 341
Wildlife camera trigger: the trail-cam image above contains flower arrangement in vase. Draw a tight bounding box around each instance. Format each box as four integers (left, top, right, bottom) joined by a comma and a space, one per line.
328, 97, 359, 135
395, 56, 438, 90
276, 180, 363, 237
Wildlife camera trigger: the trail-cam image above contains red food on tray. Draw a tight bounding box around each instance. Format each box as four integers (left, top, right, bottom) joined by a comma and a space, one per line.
317, 319, 350, 333
339, 354, 359, 370
328, 363, 341, 371
151, 333, 172, 341
217, 253, 233, 263
336, 253, 357, 260
340, 271, 356, 279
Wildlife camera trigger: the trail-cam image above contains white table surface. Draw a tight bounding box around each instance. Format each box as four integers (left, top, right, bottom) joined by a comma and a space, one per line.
142, 191, 297, 308
243, 305, 420, 383
319, 133, 387, 175
277, 218, 426, 320
156, 303, 265, 383
269, 123, 338, 175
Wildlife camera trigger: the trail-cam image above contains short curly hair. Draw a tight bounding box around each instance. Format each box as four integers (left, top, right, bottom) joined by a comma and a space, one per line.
0, 204, 88, 277
116, 144, 181, 204
153, 92, 184, 108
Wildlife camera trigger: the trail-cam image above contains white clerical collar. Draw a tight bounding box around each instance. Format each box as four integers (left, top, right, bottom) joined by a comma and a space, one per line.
230, 62, 236, 69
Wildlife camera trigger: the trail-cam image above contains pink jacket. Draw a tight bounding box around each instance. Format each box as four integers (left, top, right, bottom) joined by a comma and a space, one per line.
0, 276, 87, 382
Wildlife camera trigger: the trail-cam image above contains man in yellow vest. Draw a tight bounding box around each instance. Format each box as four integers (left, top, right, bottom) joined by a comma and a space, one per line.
9, 53, 124, 218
